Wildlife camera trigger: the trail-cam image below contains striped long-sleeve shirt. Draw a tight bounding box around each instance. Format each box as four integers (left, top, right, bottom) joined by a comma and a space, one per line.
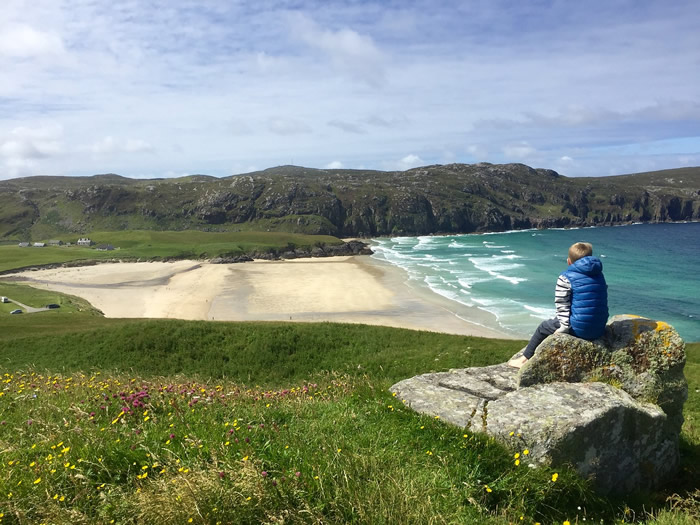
554, 274, 572, 332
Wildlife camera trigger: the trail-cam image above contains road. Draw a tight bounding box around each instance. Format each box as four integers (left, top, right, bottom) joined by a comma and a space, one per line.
5, 298, 49, 314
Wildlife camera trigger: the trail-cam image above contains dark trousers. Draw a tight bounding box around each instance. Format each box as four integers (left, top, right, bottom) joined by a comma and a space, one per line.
523, 318, 561, 359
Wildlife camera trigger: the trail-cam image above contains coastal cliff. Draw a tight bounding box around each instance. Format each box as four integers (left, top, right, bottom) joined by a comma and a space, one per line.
1, 163, 699, 240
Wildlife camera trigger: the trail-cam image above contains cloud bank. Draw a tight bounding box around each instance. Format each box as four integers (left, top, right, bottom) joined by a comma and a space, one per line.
1, 0, 699, 179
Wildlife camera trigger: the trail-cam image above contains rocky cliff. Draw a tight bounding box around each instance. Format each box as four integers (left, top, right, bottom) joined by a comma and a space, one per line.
1, 164, 698, 240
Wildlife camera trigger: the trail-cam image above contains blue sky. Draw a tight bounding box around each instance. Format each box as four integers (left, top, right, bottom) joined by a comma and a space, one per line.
1, 0, 699, 179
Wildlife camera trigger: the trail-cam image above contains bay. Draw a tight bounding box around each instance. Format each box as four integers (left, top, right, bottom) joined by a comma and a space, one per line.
370, 222, 700, 342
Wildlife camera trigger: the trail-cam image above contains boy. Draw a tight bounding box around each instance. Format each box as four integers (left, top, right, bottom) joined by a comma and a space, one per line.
508, 242, 608, 368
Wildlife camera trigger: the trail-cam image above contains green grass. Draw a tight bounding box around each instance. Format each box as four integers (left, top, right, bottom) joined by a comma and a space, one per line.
0, 287, 699, 523
0, 230, 343, 273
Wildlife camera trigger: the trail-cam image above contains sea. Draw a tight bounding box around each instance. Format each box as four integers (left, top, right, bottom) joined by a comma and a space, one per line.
370, 222, 700, 342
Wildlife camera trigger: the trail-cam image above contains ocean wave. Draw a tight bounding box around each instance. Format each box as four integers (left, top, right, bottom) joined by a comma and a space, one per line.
424, 279, 475, 307
523, 304, 554, 319
414, 236, 439, 250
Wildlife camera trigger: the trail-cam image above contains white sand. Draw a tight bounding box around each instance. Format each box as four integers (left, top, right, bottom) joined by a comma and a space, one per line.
6, 256, 512, 338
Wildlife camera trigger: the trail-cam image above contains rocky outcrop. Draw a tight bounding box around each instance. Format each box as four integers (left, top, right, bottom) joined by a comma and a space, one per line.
519, 314, 687, 434
2, 164, 698, 240
390, 315, 687, 494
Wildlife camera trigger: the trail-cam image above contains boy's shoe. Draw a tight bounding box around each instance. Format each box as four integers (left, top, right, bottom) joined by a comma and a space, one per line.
507, 355, 528, 368
507, 352, 528, 369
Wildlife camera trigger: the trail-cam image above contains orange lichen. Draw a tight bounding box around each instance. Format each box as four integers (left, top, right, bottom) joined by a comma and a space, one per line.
654, 321, 671, 332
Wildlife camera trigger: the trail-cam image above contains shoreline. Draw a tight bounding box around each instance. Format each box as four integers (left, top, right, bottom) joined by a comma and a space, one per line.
3, 256, 514, 339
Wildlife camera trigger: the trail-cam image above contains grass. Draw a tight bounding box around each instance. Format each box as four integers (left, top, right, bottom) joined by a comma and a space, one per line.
0, 287, 699, 523
0, 230, 343, 273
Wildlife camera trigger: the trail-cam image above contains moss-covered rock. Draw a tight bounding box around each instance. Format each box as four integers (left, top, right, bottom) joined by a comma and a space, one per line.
518, 314, 687, 433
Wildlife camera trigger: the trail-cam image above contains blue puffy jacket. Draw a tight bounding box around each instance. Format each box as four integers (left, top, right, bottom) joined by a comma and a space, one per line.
561, 256, 608, 340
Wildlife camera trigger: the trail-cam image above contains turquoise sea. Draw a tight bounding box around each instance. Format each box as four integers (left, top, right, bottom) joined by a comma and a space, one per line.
370, 222, 700, 342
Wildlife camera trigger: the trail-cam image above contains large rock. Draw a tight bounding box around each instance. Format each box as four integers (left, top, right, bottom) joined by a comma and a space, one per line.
390, 315, 687, 494
519, 314, 687, 434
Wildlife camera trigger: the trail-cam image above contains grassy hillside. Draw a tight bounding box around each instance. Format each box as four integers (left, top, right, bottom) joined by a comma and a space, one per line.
0, 284, 698, 524
2, 163, 698, 240
0, 230, 343, 273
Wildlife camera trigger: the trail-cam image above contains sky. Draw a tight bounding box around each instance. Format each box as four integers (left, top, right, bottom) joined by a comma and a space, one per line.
1, 0, 700, 180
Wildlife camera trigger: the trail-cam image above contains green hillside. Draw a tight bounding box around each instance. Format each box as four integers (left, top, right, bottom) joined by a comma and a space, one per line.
2, 163, 698, 241
0, 230, 344, 273
0, 283, 698, 523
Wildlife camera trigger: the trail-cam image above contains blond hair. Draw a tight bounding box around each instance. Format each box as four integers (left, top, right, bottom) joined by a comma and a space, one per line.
568, 242, 593, 262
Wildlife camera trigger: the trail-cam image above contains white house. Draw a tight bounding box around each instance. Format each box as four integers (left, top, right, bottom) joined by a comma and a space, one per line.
77, 238, 93, 246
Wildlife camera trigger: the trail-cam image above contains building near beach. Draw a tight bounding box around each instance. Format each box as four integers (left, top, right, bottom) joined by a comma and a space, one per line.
77, 238, 93, 246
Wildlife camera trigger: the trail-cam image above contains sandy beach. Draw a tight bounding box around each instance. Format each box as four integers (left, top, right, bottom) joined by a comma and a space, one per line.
5, 256, 512, 339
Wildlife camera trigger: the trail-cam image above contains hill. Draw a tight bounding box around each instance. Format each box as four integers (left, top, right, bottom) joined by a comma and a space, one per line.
1, 282, 699, 523
1, 163, 699, 240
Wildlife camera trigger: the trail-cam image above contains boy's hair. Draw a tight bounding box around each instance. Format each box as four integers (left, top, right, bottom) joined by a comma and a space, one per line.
569, 242, 593, 262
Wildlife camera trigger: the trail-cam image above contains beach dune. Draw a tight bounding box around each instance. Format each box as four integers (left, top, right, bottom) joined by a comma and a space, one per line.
8, 256, 511, 339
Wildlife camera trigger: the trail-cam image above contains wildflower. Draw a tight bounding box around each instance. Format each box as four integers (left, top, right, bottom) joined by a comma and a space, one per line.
552, 473, 559, 482
564, 521, 570, 525
295, 471, 301, 478
514, 452, 520, 459
514, 459, 520, 466
484, 484, 492, 493
523, 449, 529, 455
34, 477, 41, 484
261, 471, 268, 478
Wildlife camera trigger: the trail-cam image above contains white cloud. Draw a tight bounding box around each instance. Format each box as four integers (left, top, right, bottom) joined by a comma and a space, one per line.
0, 24, 65, 58
502, 142, 536, 159
324, 160, 343, 169
288, 13, 386, 86
91, 136, 153, 155
0, 123, 63, 177
0, 2, 698, 179
124, 139, 153, 153
327, 120, 365, 134
466, 144, 488, 160
560, 155, 574, 163
397, 154, 423, 170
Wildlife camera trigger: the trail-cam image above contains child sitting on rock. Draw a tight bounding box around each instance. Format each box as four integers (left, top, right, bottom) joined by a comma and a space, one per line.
508, 242, 608, 368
